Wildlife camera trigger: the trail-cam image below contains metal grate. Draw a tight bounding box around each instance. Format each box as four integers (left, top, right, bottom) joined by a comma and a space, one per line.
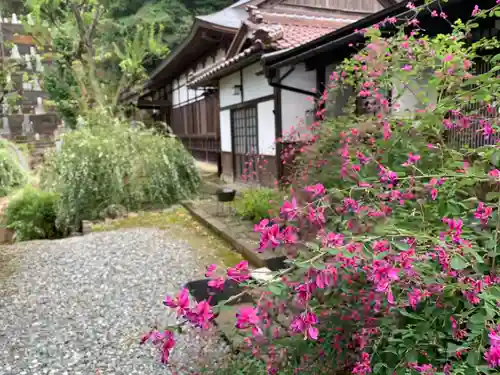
446, 60, 498, 149
231, 106, 258, 181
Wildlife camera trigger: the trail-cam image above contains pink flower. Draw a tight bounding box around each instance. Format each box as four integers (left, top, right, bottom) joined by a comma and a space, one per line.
280, 197, 298, 220
408, 288, 426, 310
402, 64, 413, 72
352, 352, 371, 375
480, 120, 494, 138
306, 206, 326, 227
443, 54, 453, 62
280, 225, 298, 244
227, 261, 250, 283
409, 362, 437, 375
485, 345, 500, 368
372, 240, 389, 254
164, 288, 190, 316
441, 217, 464, 244
356, 151, 370, 165
259, 224, 281, 250
187, 300, 214, 329
322, 232, 344, 248
235, 306, 260, 329
489, 326, 500, 347
431, 10, 438, 17
406, 2, 415, 9
290, 311, 319, 340
489, 169, 500, 178
304, 183, 326, 197
160, 331, 175, 363
208, 277, 225, 290
440, 11, 447, 19
141, 330, 175, 364
402, 152, 421, 166
383, 121, 392, 140
254, 219, 270, 233
315, 265, 337, 289
472, 5, 481, 16
369, 260, 400, 303
205, 264, 217, 278
475, 202, 493, 225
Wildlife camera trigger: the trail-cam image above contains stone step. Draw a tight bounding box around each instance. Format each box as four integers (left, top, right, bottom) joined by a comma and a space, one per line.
183, 201, 286, 270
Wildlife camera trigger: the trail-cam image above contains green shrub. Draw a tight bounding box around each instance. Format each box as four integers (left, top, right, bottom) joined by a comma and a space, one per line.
235, 188, 282, 223
0, 142, 27, 197
41, 109, 200, 231
6, 186, 63, 241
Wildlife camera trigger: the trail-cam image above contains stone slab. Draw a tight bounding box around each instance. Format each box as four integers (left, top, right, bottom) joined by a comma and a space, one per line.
185, 278, 253, 306
183, 202, 286, 270
215, 303, 254, 350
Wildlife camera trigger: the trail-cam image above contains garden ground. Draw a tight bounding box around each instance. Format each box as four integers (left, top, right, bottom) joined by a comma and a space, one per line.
0, 208, 242, 374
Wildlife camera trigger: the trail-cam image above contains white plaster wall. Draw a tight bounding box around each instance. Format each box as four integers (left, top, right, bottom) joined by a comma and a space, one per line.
215, 48, 226, 62
242, 62, 273, 101
220, 110, 232, 152
392, 72, 436, 114
219, 70, 242, 108
257, 100, 276, 156
178, 74, 188, 103
280, 64, 316, 135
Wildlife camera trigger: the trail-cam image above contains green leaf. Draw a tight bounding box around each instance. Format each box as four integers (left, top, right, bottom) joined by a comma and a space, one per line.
469, 312, 486, 325
398, 309, 426, 321
467, 351, 480, 366
373, 363, 387, 373
268, 284, 283, 296
447, 342, 469, 353
450, 256, 469, 270
393, 241, 410, 251
485, 192, 500, 202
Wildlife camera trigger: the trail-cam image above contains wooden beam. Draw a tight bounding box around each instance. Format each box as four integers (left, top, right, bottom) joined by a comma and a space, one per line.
377, 0, 399, 8
136, 99, 171, 109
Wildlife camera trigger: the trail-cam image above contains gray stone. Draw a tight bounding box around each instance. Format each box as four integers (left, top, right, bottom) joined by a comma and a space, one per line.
0, 229, 230, 374
81, 221, 92, 235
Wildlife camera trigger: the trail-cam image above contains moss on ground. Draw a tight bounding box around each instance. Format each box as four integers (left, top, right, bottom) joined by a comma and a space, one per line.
92, 206, 243, 268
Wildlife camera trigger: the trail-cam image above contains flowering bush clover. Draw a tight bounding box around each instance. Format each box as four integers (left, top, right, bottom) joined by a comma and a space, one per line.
143, 3, 500, 374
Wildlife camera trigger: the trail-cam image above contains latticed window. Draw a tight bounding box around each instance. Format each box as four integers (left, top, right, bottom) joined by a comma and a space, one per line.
231, 106, 258, 181
446, 59, 498, 149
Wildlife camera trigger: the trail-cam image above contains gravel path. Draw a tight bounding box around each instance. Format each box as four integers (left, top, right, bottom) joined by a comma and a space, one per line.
0, 229, 229, 375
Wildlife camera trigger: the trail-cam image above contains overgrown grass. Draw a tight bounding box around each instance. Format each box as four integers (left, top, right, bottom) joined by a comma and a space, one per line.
41, 109, 200, 232
0, 141, 28, 197
234, 188, 283, 223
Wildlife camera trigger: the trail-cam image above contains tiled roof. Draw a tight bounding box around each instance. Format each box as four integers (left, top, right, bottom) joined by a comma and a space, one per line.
188, 12, 352, 87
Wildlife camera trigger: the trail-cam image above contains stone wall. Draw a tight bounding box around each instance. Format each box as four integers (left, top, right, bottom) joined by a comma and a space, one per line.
1, 13, 60, 160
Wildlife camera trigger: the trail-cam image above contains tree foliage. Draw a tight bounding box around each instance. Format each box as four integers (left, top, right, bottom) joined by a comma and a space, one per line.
24, 0, 231, 124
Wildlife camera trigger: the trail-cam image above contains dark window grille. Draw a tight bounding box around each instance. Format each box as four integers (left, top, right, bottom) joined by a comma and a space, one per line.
446, 59, 498, 149
231, 106, 258, 181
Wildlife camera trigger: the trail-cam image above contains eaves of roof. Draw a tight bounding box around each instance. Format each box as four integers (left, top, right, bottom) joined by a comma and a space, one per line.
143, 15, 245, 90
261, 0, 468, 70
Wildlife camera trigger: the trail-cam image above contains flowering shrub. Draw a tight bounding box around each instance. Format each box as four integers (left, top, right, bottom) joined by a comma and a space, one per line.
143, 3, 500, 374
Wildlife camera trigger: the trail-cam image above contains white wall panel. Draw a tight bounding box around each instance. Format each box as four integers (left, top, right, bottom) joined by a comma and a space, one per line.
220, 109, 232, 152
280, 63, 316, 136
219, 71, 242, 108
257, 100, 275, 156
242, 62, 273, 101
